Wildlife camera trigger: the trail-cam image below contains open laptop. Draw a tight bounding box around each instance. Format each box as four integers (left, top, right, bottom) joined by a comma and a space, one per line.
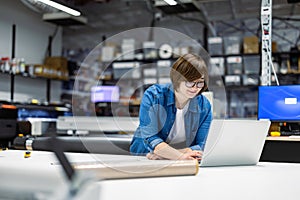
200, 119, 271, 167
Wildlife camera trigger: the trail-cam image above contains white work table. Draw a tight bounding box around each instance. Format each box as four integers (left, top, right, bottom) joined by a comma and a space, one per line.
0, 150, 299, 200
102, 163, 300, 200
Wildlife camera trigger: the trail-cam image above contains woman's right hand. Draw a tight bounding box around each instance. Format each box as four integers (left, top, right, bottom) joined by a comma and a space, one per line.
179, 150, 202, 161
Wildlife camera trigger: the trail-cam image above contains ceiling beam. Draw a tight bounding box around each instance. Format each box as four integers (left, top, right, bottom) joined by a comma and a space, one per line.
229, 0, 237, 19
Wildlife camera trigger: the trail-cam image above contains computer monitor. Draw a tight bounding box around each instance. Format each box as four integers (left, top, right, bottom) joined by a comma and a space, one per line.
258, 85, 300, 122
91, 86, 120, 103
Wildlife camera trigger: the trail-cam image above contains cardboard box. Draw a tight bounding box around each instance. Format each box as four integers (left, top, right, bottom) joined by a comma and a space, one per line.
44, 57, 69, 80
243, 36, 259, 54
44, 57, 68, 69
272, 41, 277, 52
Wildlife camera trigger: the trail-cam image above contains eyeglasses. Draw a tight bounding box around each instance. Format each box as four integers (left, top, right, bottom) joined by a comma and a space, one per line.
185, 81, 205, 88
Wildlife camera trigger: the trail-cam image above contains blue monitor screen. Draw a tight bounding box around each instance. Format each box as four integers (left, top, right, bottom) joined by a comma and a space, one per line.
258, 85, 300, 121
91, 86, 120, 103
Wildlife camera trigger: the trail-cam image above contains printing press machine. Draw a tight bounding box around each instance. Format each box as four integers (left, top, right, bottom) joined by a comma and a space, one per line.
12, 116, 138, 155
0, 100, 136, 155
0, 102, 18, 148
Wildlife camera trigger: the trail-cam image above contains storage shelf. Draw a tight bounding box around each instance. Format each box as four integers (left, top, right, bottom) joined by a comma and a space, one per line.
210, 53, 260, 57
0, 71, 68, 81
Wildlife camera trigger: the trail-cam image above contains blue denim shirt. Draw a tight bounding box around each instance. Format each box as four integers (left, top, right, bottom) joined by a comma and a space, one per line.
130, 83, 212, 155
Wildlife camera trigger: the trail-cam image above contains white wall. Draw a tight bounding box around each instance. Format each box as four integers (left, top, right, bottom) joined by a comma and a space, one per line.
0, 0, 63, 103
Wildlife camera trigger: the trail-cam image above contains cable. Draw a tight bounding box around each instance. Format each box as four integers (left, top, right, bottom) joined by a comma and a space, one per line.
267, 46, 280, 86
45, 25, 59, 58
261, 36, 280, 85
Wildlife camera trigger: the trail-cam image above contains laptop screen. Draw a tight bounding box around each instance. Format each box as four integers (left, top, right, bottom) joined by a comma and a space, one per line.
258, 85, 300, 122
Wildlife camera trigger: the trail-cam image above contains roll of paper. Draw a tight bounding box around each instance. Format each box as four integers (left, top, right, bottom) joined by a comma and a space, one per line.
159, 44, 173, 59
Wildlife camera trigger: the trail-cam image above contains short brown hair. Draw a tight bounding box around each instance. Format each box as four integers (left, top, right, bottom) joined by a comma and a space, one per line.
170, 53, 208, 93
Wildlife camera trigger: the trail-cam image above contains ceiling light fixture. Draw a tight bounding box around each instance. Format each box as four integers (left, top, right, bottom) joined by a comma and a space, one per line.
164, 0, 177, 6
36, 0, 81, 16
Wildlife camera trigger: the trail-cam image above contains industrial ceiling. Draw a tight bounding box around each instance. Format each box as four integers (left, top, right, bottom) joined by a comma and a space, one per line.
21, 0, 300, 52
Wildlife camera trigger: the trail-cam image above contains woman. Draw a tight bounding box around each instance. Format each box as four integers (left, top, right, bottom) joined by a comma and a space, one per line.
130, 53, 212, 160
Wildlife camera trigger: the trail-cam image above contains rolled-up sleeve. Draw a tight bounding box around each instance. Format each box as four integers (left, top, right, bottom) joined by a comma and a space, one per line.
189, 144, 202, 151
144, 135, 164, 152
135, 87, 167, 153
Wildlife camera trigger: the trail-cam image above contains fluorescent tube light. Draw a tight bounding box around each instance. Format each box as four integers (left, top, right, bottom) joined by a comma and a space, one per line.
37, 0, 81, 16
164, 0, 177, 5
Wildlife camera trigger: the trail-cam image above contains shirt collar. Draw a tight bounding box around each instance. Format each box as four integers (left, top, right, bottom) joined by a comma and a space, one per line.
167, 84, 175, 106
166, 84, 199, 113
188, 97, 199, 113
